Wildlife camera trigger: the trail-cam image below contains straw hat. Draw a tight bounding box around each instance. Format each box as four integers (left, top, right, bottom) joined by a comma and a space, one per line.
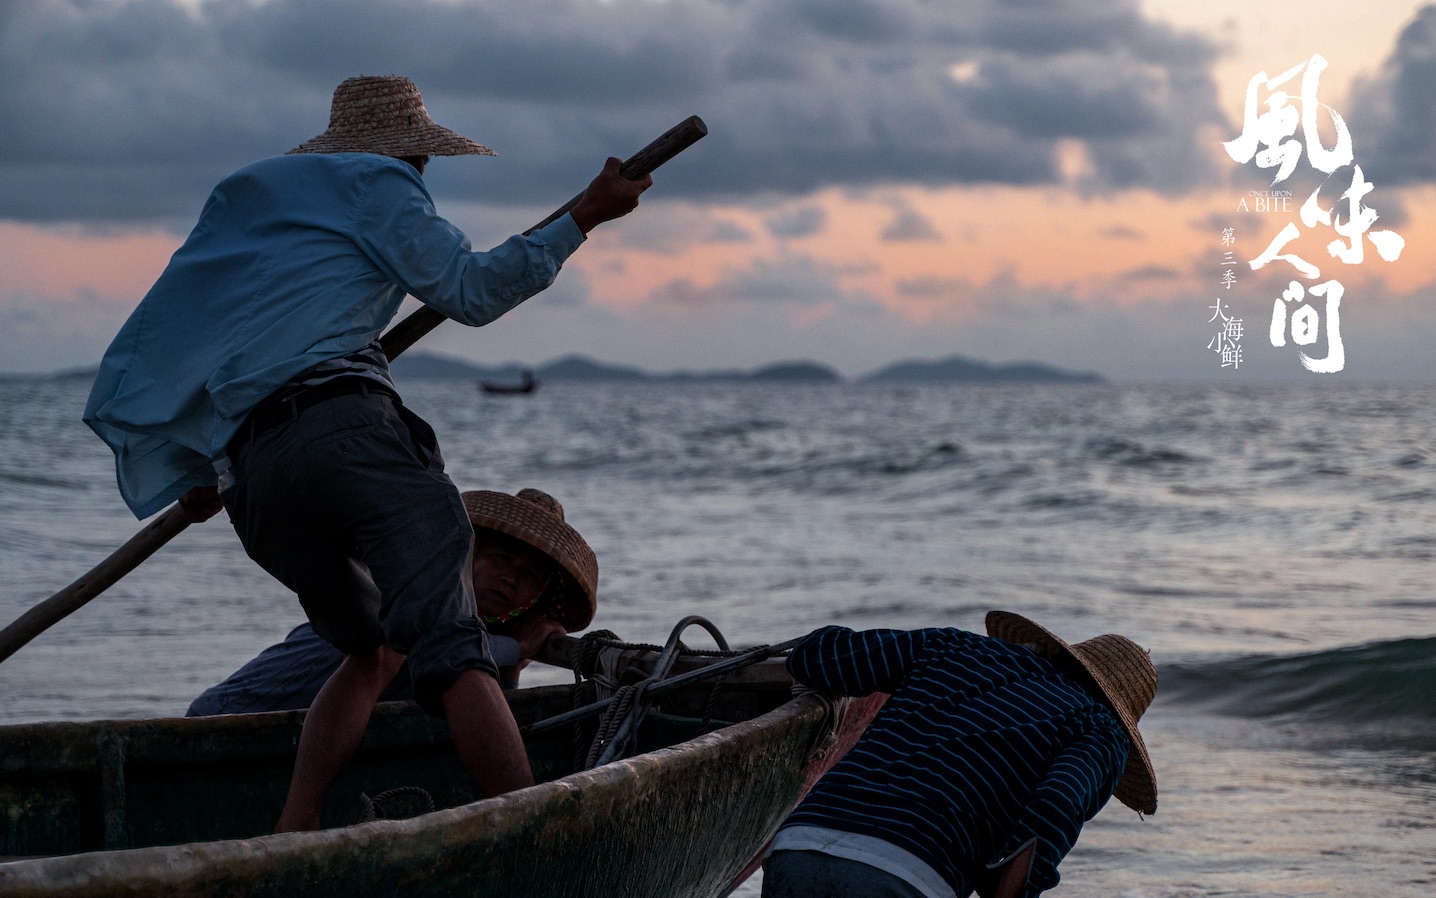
288, 75, 495, 158
985, 610, 1159, 814
462, 488, 597, 631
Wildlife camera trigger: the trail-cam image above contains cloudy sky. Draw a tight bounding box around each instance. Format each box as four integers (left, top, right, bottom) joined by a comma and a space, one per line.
3, 0, 1435, 381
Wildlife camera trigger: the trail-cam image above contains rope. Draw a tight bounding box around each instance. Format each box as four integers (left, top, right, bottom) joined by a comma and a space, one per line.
357, 785, 435, 823
789, 682, 842, 761
573, 629, 621, 681
572, 630, 619, 769
697, 670, 730, 733
565, 620, 790, 770
583, 679, 651, 769
573, 631, 750, 661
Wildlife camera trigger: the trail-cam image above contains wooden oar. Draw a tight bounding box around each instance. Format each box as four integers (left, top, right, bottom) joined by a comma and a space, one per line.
0, 115, 708, 667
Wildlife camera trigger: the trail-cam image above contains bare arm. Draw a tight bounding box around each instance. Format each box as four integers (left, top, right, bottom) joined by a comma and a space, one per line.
991, 844, 1035, 898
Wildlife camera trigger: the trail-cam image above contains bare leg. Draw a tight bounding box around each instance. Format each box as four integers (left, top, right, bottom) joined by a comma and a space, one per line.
441, 669, 535, 797
275, 644, 406, 832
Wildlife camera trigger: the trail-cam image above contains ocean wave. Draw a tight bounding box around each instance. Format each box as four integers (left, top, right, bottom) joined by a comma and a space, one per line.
531, 438, 973, 488
1159, 637, 1436, 727
1083, 436, 1201, 467
0, 469, 85, 490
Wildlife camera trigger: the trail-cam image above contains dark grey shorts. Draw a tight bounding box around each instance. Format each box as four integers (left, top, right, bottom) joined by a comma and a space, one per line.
762, 851, 929, 898
221, 389, 495, 712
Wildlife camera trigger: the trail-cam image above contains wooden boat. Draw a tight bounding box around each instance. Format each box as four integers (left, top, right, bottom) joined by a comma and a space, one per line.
0, 635, 883, 897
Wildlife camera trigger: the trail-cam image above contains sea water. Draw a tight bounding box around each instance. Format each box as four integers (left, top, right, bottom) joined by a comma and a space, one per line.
1, 376, 1432, 896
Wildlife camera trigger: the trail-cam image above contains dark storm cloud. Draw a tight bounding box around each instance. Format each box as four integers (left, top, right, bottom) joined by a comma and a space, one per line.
895, 275, 961, 297
880, 203, 941, 241
0, 0, 1226, 225
1350, 4, 1436, 186
651, 252, 873, 308
765, 205, 827, 239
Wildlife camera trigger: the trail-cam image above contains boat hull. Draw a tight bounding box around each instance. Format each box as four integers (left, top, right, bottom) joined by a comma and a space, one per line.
0, 684, 882, 897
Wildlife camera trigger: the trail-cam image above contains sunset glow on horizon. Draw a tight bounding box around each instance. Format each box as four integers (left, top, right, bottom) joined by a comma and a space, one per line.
4, 0, 1435, 380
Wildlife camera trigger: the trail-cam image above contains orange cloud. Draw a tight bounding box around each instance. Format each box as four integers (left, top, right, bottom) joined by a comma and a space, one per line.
0, 222, 176, 303
562, 179, 1435, 333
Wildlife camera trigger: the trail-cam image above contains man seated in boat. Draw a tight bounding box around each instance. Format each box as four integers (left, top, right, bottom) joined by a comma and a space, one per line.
762, 612, 1158, 898
188, 488, 597, 716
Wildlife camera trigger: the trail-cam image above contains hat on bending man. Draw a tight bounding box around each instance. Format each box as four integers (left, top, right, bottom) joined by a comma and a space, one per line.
187, 488, 597, 717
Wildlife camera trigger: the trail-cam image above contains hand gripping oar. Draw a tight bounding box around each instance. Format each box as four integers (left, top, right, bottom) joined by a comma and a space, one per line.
379, 115, 707, 358
0, 115, 708, 667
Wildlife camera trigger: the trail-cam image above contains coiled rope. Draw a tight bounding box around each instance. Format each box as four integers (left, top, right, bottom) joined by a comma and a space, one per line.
568, 617, 749, 769
357, 785, 436, 822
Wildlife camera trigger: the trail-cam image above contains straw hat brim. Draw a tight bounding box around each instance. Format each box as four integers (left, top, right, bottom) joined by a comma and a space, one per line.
985, 610, 1159, 814
462, 491, 597, 631
287, 121, 495, 158
287, 75, 495, 158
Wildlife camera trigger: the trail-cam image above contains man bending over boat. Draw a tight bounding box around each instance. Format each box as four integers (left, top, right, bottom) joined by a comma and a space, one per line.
187, 488, 596, 716
762, 612, 1158, 898
83, 76, 648, 832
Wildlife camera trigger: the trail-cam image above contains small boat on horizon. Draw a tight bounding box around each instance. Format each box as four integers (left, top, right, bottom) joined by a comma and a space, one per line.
479, 368, 537, 395
0, 630, 883, 897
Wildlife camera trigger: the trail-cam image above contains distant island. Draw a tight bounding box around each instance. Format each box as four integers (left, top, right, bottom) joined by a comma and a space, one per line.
392, 353, 1104, 385
860, 356, 1105, 385
9, 353, 1105, 386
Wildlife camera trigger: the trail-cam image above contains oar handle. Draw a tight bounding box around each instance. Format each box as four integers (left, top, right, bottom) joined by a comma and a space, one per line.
0, 505, 191, 664
379, 114, 708, 359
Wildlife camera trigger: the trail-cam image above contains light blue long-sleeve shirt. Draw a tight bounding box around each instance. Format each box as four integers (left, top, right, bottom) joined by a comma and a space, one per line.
84, 153, 585, 518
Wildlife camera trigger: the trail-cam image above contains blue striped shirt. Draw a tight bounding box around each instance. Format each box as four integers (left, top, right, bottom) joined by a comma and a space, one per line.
781, 626, 1128, 898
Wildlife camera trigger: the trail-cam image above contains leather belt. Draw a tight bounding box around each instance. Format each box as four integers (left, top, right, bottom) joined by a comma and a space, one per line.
226, 377, 398, 458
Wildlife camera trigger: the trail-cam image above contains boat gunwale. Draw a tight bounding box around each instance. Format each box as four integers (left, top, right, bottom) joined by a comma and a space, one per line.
0, 692, 838, 895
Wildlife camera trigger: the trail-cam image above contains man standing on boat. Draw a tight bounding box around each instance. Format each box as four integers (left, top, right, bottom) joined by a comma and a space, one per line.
186, 488, 597, 715
762, 612, 1158, 898
83, 76, 648, 831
